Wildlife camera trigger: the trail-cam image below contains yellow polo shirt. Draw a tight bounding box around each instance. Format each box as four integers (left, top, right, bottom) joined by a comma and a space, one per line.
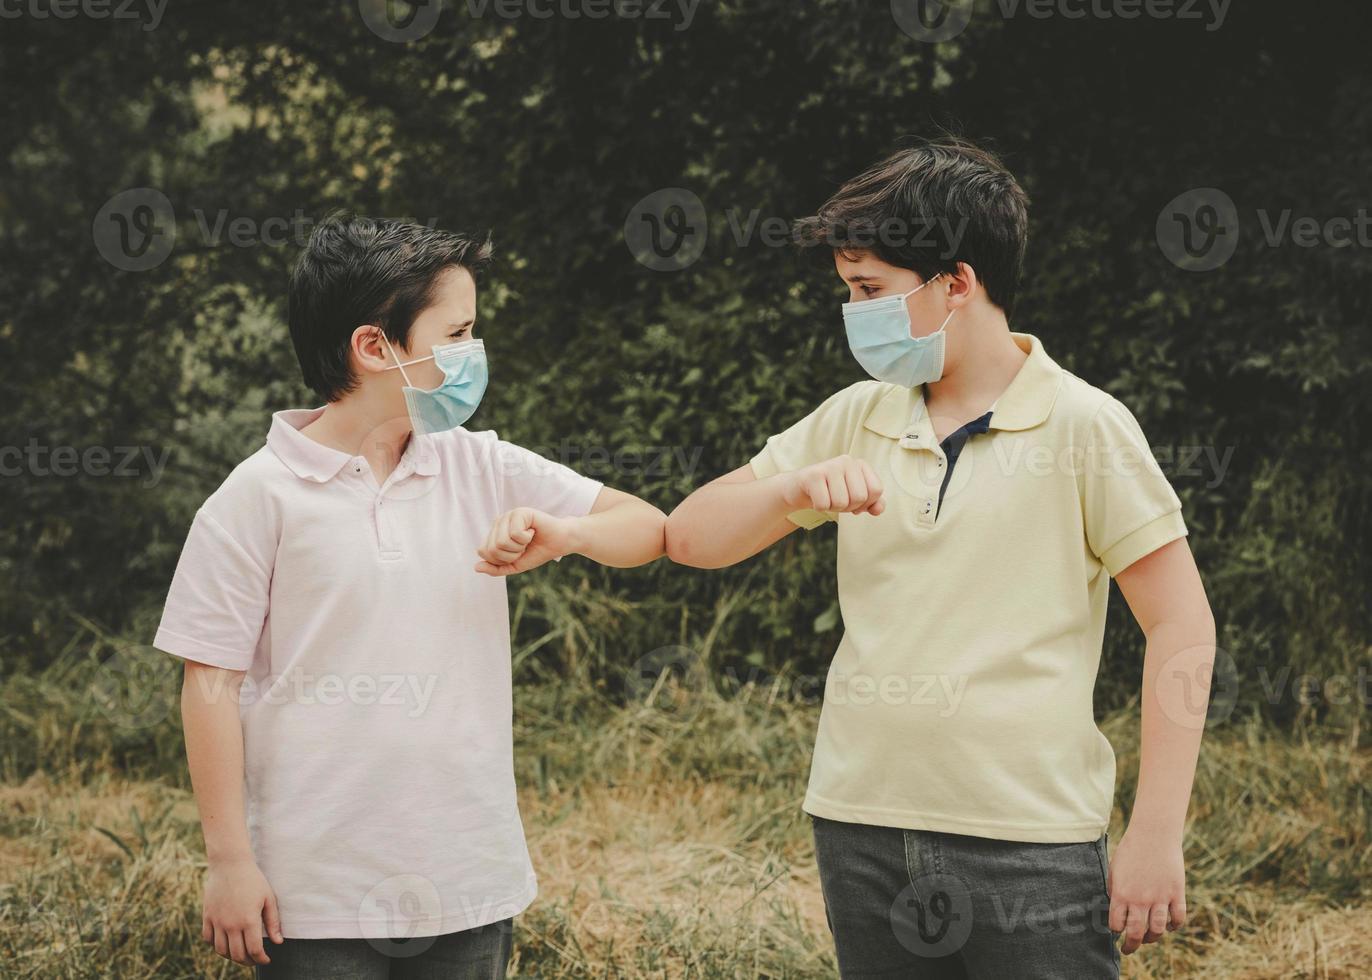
750, 333, 1186, 843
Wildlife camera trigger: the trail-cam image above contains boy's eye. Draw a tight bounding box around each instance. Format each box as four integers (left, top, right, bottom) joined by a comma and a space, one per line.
449, 328, 469, 339
860, 285, 880, 297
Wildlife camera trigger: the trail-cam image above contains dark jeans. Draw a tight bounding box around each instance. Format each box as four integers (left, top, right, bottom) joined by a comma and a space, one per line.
811, 815, 1120, 979
254, 918, 513, 980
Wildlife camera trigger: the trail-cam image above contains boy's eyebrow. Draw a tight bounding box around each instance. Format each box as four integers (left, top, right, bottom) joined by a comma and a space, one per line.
846, 274, 878, 283
450, 319, 475, 328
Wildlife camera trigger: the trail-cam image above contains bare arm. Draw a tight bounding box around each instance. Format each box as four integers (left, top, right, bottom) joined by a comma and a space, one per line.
475, 486, 665, 575
1106, 537, 1217, 954
666, 456, 885, 569
181, 661, 283, 965
566, 486, 666, 567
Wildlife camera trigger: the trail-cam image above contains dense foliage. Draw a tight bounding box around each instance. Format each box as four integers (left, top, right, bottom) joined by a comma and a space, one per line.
2, 0, 1368, 727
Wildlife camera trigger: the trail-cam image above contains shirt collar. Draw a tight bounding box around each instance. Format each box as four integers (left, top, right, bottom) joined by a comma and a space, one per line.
863, 332, 1062, 440
266, 407, 442, 483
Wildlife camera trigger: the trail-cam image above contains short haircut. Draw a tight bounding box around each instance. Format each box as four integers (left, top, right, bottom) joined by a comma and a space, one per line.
794, 136, 1030, 314
288, 213, 492, 401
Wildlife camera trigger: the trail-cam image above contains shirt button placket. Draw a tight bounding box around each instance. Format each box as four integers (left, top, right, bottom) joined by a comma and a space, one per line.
375, 494, 401, 556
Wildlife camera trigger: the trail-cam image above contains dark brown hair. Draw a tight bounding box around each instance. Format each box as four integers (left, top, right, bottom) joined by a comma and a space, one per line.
288, 213, 493, 401
794, 137, 1030, 314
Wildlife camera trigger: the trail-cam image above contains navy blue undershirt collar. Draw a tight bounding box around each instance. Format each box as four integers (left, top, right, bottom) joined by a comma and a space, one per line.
935, 408, 994, 518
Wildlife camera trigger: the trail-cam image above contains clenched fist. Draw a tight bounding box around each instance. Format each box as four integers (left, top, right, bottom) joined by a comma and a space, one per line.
476, 507, 581, 576
781, 454, 885, 516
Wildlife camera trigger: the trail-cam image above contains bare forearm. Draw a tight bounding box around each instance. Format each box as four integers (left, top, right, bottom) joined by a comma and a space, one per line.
1131, 614, 1218, 834
181, 664, 253, 864
666, 475, 795, 568
568, 498, 666, 567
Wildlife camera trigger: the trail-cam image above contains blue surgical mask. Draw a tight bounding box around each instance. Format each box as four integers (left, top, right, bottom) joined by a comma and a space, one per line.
842, 273, 957, 387
381, 334, 488, 435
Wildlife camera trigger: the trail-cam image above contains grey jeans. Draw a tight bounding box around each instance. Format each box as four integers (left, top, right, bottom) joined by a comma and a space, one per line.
254, 918, 513, 980
811, 815, 1120, 979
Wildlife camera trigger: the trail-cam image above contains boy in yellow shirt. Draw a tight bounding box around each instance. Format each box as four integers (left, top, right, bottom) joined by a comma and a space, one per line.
667, 138, 1216, 978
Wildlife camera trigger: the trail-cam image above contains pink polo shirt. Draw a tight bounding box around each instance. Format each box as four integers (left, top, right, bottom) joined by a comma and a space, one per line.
154, 407, 602, 939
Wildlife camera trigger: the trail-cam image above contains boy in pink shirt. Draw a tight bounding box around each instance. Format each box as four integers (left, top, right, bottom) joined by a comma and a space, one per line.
155, 215, 664, 977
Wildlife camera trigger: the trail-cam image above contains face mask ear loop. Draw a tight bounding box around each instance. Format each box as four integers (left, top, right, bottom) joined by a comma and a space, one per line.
899, 271, 943, 301
378, 331, 416, 388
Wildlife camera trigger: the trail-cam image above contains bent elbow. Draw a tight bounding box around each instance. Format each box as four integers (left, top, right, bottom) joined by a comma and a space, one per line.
664, 518, 694, 566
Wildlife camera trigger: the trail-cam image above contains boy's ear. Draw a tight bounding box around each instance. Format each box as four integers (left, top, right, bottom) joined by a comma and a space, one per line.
352, 324, 394, 375
947, 262, 979, 308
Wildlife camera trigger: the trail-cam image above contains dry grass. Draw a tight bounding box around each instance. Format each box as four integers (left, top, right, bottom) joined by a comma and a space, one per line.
1, 662, 1368, 978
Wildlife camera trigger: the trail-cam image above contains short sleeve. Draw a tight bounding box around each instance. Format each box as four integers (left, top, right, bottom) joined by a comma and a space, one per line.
488, 437, 603, 519
153, 507, 272, 671
1082, 396, 1188, 576
749, 382, 874, 530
